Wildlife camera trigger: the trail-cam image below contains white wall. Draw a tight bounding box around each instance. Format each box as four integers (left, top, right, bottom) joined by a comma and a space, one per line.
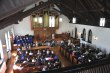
56, 15, 74, 34
73, 24, 110, 53
56, 15, 110, 53
0, 16, 34, 44
13, 16, 34, 36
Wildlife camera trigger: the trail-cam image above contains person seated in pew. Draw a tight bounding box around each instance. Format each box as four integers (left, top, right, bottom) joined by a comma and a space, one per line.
17, 49, 23, 55
46, 49, 51, 57
71, 51, 76, 56
84, 50, 89, 55
20, 54, 26, 61
60, 39, 65, 47
42, 66, 48, 71
29, 51, 33, 55
54, 59, 61, 68
35, 57, 42, 66
45, 55, 53, 61
78, 54, 83, 62
75, 51, 81, 58
68, 38, 71, 46
25, 50, 28, 54
47, 61, 52, 69
32, 57, 36, 62
26, 57, 29, 62
97, 50, 103, 56
53, 55, 59, 61
97, 50, 103, 59
51, 39, 55, 47
50, 51, 55, 57
71, 43, 76, 50
42, 49, 46, 56
36, 41, 38, 46
41, 56, 46, 64
37, 50, 41, 55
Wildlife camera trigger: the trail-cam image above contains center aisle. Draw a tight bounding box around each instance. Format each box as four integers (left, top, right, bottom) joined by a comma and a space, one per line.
51, 46, 72, 67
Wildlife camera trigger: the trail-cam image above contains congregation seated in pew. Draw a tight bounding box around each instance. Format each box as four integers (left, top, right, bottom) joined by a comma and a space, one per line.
14, 48, 61, 73
60, 38, 107, 64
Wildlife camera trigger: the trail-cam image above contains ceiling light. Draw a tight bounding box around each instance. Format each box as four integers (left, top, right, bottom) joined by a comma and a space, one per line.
59, 17, 62, 22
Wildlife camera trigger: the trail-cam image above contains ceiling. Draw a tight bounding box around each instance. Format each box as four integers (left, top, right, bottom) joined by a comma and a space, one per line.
53, 0, 110, 27
0, 0, 110, 29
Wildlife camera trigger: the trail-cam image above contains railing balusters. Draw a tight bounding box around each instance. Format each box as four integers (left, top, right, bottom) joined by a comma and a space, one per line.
104, 65, 108, 73
93, 67, 96, 73
107, 64, 110, 73
90, 68, 93, 73
107, 64, 110, 72
88, 69, 91, 73
102, 65, 106, 73
96, 67, 99, 73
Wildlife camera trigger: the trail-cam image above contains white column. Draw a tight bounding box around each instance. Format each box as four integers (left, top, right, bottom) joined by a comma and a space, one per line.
8, 31, 11, 50
5, 33, 9, 51
0, 40, 4, 59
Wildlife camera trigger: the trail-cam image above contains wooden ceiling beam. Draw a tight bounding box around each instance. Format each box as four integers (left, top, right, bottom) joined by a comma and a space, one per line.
95, 0, 110, 14
78, 0, 95, 20
60, 2, 86, 19
0, 0, 53, 29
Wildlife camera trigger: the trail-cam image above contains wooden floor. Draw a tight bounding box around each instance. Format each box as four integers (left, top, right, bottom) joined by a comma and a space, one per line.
51, 46, 72, 67
5, 46, 72, 73
5, 51, 17, 73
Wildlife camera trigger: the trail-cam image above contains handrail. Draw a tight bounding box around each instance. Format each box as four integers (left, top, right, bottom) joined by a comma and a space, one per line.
32, 57, 110, 73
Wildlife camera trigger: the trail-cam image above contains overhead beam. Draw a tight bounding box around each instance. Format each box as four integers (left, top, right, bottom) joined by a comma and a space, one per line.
0, 0, 41, 21
60, 2, 86, 19
78, 0, 95, 22
95, 0, 110, 14
0, 0, 53, 29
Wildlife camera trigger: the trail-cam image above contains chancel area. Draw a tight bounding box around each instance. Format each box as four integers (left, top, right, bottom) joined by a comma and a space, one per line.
0, 0, 110, 73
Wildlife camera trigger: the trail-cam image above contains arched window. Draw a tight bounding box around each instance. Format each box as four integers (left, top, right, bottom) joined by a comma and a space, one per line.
88, 29, 92, 43
72, 29, 73, 37
82, 28, 86, 41
75, 27, 78, 39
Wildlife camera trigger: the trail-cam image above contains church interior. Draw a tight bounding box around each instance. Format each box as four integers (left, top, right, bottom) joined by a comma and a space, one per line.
0, 0, 110, 73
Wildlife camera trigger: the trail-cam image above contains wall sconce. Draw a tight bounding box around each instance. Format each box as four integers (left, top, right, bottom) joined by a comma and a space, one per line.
59, 17, 62, 22
93, 36, 98, 40
78, 32, 81, 35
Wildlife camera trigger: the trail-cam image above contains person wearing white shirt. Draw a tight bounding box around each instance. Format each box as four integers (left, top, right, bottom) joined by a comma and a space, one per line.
68, 39, 71, 46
